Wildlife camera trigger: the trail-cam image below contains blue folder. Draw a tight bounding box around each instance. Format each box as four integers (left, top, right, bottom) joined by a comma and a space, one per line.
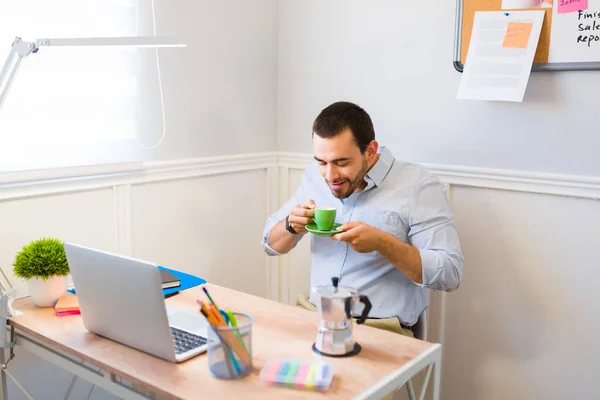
67, 266, 206, 296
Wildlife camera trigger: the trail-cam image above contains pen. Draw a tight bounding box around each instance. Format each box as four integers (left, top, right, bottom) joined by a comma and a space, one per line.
226, 310, 248, 353
164, 291, 179, 299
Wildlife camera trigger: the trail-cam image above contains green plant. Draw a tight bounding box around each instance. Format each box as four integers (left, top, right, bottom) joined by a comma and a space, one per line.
13, 237, 69, 280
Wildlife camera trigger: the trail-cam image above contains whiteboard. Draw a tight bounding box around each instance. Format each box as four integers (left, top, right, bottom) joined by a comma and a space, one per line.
549, 3, 600, 62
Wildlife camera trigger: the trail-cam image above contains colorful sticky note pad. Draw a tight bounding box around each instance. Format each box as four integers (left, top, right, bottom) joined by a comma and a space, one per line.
558, 0, 588, 14
502, 22, 534, 49
260, 359, 335, 392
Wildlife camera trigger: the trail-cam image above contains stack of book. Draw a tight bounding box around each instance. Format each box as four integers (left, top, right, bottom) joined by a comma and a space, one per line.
54, 295, 80, 316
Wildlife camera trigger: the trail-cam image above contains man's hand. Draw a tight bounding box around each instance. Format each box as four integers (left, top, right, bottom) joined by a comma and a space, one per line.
288, 200, 316, 234
332, 221, 384, 253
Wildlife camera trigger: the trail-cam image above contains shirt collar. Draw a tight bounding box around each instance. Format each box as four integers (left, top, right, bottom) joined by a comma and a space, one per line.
365, 146, 394, 190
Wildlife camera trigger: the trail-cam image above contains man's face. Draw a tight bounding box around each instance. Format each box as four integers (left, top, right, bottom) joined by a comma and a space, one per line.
313, 129, 378, 199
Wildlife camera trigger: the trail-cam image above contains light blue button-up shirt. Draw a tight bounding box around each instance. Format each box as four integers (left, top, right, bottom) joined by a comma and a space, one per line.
261, 147, 463, 326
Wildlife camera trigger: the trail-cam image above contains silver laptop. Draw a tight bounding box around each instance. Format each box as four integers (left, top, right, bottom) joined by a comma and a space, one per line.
64, 242, 210, 363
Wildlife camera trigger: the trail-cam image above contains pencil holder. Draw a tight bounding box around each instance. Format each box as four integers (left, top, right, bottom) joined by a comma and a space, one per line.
207, 312, 253, 379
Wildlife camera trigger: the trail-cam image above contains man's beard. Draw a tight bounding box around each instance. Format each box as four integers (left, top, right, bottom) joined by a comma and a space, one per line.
329, 159, 369, 199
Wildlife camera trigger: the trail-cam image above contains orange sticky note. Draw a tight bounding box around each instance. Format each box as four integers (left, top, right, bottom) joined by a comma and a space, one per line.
502, 22, 533, 49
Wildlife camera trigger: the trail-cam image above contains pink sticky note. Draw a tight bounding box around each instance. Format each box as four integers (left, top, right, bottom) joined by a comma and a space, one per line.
558, 0, 588, 14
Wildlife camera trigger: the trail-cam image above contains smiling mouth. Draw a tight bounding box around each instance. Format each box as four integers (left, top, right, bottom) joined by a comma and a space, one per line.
329, 180, 347, 191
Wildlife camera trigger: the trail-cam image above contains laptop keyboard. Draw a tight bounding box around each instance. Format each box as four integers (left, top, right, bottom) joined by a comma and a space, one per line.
171, 326, 207, 354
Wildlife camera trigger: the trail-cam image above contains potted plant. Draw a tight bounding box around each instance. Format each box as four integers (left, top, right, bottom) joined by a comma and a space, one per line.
13, 237, 70, 307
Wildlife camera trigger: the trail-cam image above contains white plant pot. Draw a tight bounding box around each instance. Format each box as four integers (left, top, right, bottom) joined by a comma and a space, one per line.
28, 276, 68, 307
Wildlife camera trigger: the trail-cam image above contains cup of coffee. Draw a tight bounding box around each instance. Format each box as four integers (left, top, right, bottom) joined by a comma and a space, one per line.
312, 208, 336, 231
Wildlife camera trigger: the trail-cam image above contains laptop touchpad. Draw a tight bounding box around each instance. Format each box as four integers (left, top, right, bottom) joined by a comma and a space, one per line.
166, 306, 207, 336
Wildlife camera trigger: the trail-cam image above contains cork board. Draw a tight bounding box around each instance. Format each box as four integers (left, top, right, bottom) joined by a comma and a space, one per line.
453, 0, 600, 71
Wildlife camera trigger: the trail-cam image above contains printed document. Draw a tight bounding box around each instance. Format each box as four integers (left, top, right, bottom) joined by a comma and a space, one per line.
457, 10, 546, 102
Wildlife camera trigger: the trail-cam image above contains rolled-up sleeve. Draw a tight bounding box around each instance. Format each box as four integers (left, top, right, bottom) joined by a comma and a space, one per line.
407, 176, 464, 291
261, 168, 310, 256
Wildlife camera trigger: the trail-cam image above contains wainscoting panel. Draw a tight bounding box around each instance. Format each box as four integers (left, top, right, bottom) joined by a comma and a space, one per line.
0, 188, 117, 298
443, 186, 600, 400
283, 168, 312, 305
130, 170, 269, 298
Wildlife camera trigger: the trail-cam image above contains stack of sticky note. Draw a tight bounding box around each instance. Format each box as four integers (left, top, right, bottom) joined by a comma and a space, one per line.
54, 295, 80, 316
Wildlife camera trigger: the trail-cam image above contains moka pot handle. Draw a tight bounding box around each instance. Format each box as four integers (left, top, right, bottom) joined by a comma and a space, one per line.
355, 295, 372, 325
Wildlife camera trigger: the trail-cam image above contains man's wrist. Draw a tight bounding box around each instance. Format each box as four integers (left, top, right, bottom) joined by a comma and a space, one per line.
285, 215, 298, 235
376, 229, 397, 253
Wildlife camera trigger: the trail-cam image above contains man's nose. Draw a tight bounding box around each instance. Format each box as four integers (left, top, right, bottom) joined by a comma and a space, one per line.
325, 165, 340, 182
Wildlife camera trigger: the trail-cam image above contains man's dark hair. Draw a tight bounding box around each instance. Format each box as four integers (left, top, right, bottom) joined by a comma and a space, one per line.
312, 101, 375, 153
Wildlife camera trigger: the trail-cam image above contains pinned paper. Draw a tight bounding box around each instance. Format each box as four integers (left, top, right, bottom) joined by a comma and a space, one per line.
558, 0, 588, 13
502, 22, 534, 48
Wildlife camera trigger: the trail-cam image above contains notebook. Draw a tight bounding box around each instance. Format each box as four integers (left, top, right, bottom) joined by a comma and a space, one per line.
54, 295, 81, 316
160, 269, 181, 289
157, 266, 206, 297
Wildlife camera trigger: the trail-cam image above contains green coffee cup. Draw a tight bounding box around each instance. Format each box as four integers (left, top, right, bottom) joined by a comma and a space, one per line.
312, 208, 336, 231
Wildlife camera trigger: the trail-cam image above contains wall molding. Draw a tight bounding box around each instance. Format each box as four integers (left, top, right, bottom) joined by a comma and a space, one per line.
277, 152, 600, 200
0, 152, 279, 202
3, 151, 598, 202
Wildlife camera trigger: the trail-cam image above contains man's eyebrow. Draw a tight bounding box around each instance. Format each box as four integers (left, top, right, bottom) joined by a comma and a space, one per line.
314, 156, 350, 163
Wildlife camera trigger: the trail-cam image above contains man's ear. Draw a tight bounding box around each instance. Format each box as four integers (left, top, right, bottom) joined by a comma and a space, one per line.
366, 140, 379, 159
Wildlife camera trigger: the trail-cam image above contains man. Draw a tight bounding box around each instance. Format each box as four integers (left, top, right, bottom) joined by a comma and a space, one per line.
261, 101, 463, 337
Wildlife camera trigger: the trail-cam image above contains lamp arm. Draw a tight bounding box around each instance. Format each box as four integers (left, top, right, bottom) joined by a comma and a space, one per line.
0, 37, 37, 111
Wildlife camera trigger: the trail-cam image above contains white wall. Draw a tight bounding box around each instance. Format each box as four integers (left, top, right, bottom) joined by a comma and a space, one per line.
278, 0, 600, 177
277, 1, 600, 399
139, 0, 279, 162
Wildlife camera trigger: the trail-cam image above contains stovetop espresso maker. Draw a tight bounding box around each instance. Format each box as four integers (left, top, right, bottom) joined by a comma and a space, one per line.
312, 276, 372, 357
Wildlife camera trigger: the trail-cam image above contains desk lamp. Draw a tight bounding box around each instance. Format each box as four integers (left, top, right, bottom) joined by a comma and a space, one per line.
1, 35, 185, 111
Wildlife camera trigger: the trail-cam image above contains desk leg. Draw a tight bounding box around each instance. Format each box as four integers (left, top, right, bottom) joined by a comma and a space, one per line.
0, 349, 7, 400
432, 351, 441, 400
